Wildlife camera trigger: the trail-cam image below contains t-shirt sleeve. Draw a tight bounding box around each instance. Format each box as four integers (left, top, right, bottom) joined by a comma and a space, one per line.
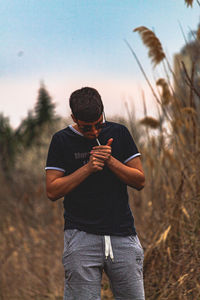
120, 125, 141, 164
45, 134, 66, 173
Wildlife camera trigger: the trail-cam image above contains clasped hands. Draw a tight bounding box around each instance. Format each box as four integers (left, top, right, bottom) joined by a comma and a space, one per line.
88, 138, 113, 172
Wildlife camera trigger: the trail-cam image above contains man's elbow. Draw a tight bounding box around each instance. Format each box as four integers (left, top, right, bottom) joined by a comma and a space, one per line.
137, 176, 145, 190
131, 175, 145, 191
46, 190, 59, 201
136, 184, 145, 191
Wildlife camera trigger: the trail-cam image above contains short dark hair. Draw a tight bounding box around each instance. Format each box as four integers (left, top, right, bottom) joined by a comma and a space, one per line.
69, 87, 104, 122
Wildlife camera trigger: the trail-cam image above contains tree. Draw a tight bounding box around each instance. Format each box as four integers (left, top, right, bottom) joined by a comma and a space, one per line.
15, 110, 37, 147
34, 82, 55, 127
16, 82, 57, 148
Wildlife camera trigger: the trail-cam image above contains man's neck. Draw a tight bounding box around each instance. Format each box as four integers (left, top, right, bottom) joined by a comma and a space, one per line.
72, 123, 82, 133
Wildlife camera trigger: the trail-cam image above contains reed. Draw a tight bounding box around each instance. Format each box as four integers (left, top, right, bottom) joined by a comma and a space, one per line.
134, 26, 165, 67
127, 22, 200, 300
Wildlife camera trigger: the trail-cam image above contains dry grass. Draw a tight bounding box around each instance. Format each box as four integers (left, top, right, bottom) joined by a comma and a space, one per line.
1, 26, 200, 300
1, 77, 200, 299
1, 86, 199, 299
127, 25, 200, 299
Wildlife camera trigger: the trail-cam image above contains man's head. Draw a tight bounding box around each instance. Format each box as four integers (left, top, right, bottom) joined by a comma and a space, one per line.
69, 87, 104, 122
69, 87, 104, 139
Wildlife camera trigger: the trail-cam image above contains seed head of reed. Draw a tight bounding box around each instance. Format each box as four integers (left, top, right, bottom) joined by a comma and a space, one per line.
181, 107, 197, 115
133, 26, 165, 67
139, 116, 160, 129
184, 0, 194, 7
156, 78, 172, 106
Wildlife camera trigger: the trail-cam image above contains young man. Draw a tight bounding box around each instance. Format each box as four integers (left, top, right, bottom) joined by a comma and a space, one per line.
45, 87, 145, 300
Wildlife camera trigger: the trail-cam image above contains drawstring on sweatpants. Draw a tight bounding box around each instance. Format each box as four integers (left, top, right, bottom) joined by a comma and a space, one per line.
104, 235, 114, 261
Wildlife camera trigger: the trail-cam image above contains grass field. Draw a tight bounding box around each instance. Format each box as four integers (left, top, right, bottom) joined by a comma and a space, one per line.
1, 23, 200, 300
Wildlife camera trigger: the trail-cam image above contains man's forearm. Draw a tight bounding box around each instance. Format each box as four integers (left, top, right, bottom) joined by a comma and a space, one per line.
46, 154, 105, 201
106, 156, 145, 190
47, 164, 93, 201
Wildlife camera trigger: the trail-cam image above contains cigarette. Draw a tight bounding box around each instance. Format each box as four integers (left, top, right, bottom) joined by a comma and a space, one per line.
96, 138, 101, 145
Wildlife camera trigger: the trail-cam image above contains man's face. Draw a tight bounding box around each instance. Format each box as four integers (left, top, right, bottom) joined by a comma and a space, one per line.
76, 114, 104, 139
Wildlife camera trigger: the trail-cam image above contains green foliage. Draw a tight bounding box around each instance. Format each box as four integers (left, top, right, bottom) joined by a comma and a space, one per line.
34, 82, 56, 126
15, 110, 37, 147
0, 82, 58, 173
0, 113, 17, 171
16, 82, 57, 148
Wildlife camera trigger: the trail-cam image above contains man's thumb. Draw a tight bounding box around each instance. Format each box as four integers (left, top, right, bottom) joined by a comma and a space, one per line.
107, 138, 113, 146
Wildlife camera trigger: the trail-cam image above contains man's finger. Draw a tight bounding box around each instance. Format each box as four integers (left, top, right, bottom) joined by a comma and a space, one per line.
91, 148, 111, 153
106, 138, 113, 146
92, 139, 113, 149
92, 153, 108, 160
91, 149, 111, 154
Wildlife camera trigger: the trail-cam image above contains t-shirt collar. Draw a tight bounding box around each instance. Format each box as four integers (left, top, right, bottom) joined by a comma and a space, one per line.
68, 125, 84, 136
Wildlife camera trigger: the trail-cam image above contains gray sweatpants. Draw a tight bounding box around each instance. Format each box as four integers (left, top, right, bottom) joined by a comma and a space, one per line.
62, 229, 145, 300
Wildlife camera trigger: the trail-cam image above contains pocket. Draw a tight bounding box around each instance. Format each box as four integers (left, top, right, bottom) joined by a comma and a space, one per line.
63, 229, 77, 256
129, 234, 144, 256
62, 229, 77, 266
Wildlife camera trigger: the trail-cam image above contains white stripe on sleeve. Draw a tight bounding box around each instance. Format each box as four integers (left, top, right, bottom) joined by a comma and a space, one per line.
45, 167, 65, 172
124, 153, 141, 164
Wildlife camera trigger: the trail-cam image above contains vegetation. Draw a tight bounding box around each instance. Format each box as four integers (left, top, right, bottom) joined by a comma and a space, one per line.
184, 0, 200, 7
0, 23, 200, 300
129, 23, 200, 299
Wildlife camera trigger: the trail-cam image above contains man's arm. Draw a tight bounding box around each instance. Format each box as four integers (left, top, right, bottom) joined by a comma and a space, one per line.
91, 143, 145, 190
46, 155, 105, 201
107, 156, 145, 190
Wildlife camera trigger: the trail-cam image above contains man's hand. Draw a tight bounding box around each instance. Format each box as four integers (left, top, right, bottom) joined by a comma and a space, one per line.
90, 138, 113, 164
87, 154, 105, 173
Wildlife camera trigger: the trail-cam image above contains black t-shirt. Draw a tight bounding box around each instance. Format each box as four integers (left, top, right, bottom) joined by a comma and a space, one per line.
45, 121, 141, 236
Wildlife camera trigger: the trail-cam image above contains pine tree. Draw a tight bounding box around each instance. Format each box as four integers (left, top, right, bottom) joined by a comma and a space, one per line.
16, 82, 56, 148
34, 82, 55, 127
15, 110, 37, 147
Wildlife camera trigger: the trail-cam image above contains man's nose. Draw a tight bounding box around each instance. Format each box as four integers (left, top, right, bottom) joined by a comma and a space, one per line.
91, 126, 98, 136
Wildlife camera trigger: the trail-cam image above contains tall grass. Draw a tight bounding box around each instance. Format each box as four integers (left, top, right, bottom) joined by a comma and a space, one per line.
127, 24, 200, 299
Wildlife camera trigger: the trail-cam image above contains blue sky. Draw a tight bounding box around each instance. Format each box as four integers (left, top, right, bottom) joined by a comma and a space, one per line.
0, 0, 199, 127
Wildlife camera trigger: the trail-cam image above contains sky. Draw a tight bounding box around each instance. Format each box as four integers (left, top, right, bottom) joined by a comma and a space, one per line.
0, 0, 200, 128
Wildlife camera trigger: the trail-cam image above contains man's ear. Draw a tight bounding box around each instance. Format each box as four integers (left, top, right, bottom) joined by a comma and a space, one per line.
71, 114, 77, 123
